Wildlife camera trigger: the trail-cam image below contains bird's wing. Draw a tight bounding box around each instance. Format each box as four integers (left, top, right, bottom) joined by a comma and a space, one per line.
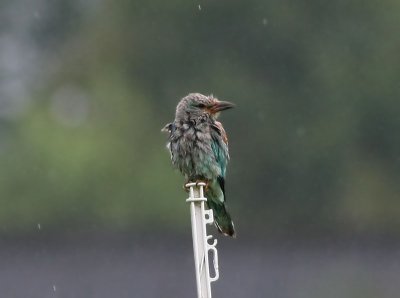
162, 122, 175, 160
211, 121, 230, 202
211, 121, 230, 178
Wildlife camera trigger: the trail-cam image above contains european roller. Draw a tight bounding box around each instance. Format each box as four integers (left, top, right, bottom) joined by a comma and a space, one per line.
163, 93, 236, 237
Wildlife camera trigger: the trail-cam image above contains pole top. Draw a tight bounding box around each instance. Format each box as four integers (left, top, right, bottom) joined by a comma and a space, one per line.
185, 182, 207, 203
185, 182, 207, 187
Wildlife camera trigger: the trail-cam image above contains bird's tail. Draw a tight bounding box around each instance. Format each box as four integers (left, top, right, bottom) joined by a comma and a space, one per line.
207, 199, 236, 238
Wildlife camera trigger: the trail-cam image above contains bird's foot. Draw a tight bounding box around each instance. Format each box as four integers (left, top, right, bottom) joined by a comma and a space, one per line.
195, 180, 209, 192
183, 179, 192, 192
183, 183, 190, 192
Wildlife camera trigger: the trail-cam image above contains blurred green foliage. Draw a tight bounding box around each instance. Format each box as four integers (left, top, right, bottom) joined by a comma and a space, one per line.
1, 0, 400, 237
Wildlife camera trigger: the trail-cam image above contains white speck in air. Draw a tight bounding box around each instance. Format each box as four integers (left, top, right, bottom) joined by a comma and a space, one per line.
262, 18, 268, 26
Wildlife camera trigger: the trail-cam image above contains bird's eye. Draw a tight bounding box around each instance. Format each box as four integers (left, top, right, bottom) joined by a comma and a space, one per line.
198, 103, 206, 108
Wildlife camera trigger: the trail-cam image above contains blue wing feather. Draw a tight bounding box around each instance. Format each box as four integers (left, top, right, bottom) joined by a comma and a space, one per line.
211, 139, 228, 177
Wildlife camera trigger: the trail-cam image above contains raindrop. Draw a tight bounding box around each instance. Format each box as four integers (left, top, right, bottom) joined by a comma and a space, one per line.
262, 18, 268, 26
296, 127, 306, 137
53, 285, 56, 292
198, 4, 201, 11
37, 223, 41, 230
257, 111, 265, 122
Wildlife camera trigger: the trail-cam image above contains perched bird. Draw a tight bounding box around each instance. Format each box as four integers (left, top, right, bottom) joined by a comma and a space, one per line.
162, 93, 236, 237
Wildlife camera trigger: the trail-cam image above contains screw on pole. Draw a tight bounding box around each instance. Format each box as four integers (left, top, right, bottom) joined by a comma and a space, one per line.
186, 182, 219, 298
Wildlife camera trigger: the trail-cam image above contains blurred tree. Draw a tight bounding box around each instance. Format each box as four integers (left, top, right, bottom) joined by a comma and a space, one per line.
0, 0, 399, 238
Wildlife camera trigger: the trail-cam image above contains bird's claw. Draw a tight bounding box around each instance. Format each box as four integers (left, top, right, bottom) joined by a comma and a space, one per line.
196, 180, 209, 192
183, 183, 190, 192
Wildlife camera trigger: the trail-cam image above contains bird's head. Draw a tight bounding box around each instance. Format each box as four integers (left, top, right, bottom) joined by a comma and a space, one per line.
175, 93, 234, 121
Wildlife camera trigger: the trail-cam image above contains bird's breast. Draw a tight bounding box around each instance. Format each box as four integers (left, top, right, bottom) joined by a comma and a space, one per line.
170, 125, 220, 179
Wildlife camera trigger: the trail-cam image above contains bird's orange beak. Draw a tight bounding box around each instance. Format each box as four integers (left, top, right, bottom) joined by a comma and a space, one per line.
209, 100, 235, 114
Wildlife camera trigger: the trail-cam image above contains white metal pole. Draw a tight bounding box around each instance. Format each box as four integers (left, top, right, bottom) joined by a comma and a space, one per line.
186, 182, 219, 298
